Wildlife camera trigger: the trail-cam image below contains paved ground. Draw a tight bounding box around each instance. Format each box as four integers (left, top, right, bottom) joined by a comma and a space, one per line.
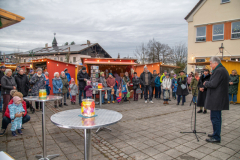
0, 95, 240, 160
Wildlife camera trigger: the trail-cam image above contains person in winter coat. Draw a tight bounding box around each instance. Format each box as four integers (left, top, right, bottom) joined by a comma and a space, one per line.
107, 73, 116, 103
151, 70, 158, 99
189, 72, 199, 104
162, 73, 172, 104
229, 70, 239, 105
30, 68, 45, 111
99, 72, 107, 104
187, 74, 192, 92
155, 73, 161, 99
0, 91, 30, 137
0, 66, 6, 112
204, 56, 229, 143
44, 72, 51, 95
61, 71, 69, 106
122, 72, 131, 101
197, 68, 211, 114
140, 66, 154, 104
160, 70, 167, 99
52, 72, 63, 108
69, 78, 78, 105
84, 85, 93, 99
64, 68, 71, 99
9, 96, 25, 136
132, 72, 140, 101
1, 69, 17, 117
14, 69, 30, 97
176, 71, 189, 106
171, 74, 177, 100
77, 67, 90, 105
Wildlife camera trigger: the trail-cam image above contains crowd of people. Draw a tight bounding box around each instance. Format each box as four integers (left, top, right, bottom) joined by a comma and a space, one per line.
0, 56, 238, 142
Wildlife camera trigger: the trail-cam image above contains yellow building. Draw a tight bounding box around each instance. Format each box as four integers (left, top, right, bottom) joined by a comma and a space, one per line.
185, 0, 240, 73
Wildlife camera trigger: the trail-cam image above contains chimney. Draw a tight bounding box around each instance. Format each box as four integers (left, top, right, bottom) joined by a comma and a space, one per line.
87, 40, 90, 46
45, 43, 48, 48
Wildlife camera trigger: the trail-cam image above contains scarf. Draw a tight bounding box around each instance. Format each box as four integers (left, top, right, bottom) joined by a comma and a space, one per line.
178, 75, 186, 81
195, 76, 200, 81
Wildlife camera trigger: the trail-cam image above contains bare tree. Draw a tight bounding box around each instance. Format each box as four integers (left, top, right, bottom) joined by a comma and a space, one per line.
134, 43, 147, 64
171, 42, 188, 73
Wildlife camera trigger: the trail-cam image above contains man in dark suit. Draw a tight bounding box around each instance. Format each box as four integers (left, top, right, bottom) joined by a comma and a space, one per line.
204, 56, 229, 143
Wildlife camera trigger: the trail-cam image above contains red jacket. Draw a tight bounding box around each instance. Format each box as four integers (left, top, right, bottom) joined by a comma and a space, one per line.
107, 77, 116, 87
4, 99, 27, 119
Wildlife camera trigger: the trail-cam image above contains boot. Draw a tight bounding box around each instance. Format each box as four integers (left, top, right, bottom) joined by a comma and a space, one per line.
181, 103, 184, 106
12, 131, 17, 137
166, 101, 169, 104
197, 110, 203, 113
64, 103, 68, 106
163, 101, 165, 104
59, 103, 63, 107
203, 110, 207, 114
17, 129, 23, 135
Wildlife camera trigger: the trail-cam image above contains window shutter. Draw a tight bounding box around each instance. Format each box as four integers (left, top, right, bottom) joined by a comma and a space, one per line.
206, 25, 212, 41
224, 22, 231, 40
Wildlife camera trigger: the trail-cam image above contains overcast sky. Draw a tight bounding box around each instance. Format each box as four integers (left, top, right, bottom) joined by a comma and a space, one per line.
0, 0, 198, 57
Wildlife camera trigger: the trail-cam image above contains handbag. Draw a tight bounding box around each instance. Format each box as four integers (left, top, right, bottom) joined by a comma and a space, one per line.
136, 88, 142, 94
104, 91, 108, 99
122, 85, 127, 93
181, 84, 186, 90
164, 90, 170, 99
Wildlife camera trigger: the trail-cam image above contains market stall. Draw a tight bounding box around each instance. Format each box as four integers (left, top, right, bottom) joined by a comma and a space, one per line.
18, 58, 82, 95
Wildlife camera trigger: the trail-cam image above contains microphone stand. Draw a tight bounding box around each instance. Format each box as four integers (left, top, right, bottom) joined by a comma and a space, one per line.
180, 85, 206, 142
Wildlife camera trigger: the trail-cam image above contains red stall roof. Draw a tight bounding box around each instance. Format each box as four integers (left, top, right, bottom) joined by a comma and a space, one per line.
81, 58, 138, 65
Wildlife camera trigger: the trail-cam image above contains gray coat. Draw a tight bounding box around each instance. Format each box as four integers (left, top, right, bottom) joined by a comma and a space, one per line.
205, 65, 229, 111
70, 84, 78, 96
1, 75, 17, 95
30, 73, 46, 96
99, 77, 107, 88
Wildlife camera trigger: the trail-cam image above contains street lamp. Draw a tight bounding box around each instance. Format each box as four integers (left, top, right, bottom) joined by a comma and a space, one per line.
219, 43, 224, 60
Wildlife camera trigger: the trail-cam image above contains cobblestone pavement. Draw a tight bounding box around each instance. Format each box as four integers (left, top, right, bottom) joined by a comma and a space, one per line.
0, 95, 240, 160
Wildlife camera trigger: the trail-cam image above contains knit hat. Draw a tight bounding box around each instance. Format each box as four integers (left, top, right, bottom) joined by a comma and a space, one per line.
13, 92, 23, 98
100, 72, 104, 76
82, 66, 86, 70
109, 73, 113, 76
134, 72, 137, 74
64, 68, 68, 72
13, 96, 21, 104
71, 78, 75, 82
10, 90, 18, 97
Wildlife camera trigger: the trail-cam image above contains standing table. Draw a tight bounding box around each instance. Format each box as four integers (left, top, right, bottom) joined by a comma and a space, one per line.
51, 108, 122, 160
23, 96, 62, 160
89, 87, 112, 133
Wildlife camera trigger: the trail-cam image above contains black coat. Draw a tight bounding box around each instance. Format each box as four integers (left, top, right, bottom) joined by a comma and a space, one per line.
1, 75, 17, 95
197, 74, 211, 107
0, 70, 5, 90
77, 70, 90, 90
15, 73, 30, 97
140, 72, 153, 86
205, 65, 229, 111
132, 77, 140, 90
176, 77, 189, 96
151, 74, 158, 87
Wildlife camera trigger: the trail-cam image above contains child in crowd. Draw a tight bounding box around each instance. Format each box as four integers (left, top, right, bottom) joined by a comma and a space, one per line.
69, 78, 78, 105
9, 96, 25, 136
162, 73, 172, 104
84, 80, 93, 99
172, 74, 178, 100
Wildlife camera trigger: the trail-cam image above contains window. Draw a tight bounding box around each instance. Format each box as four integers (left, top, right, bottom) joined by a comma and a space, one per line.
73, 57, 76, 63
60, 57, 63, 61
196, 26, 206, 42
232, 21, 240, 39
221, 0, 230, 3
213, 24, 224, 41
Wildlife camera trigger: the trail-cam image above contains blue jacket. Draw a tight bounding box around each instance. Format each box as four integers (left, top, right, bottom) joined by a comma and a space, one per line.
52, 78, 63, 94
9, 103, 25, 120
154, 76, 161, 87
172, 78, 178, 92
65, 73, 71, 82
